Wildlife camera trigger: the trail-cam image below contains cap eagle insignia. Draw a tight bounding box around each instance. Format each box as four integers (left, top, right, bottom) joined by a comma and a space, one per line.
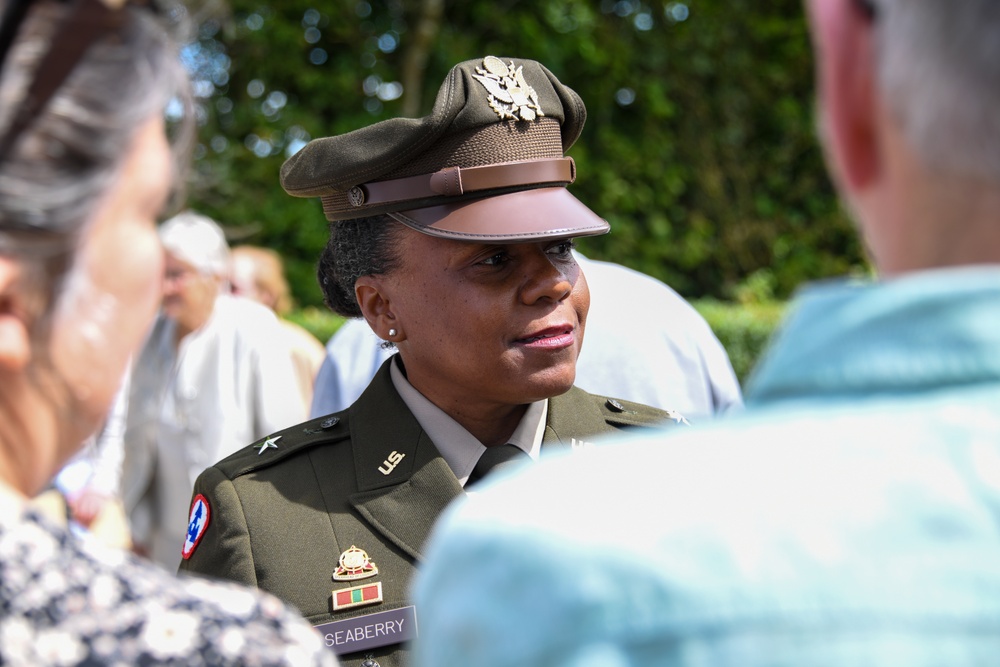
473, 56, 545, 122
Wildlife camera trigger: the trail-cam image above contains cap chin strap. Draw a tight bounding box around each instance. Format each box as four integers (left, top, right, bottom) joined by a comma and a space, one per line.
346, 157, 576, 209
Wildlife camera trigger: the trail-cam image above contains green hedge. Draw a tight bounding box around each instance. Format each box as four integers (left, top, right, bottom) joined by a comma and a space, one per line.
692, 299, 785, 385
285, 307, 346, 346
289, 300, 786, 389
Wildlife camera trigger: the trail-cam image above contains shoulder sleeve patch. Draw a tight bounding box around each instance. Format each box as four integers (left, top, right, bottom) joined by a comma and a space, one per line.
182, 494, 211, 560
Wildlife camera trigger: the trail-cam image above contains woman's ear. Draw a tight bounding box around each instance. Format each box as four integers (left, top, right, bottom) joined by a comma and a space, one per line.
355, 275, 402, 341
0, 259, 31, 372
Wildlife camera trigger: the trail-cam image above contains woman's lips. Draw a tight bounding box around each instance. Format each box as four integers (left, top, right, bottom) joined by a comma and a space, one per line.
515, 326, 575, 349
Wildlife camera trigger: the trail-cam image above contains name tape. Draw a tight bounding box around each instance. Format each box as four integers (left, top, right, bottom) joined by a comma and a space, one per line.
315, 605, 418, 656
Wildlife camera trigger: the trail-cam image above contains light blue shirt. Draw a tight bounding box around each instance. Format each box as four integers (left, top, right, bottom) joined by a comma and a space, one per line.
412, 267, 1000, 667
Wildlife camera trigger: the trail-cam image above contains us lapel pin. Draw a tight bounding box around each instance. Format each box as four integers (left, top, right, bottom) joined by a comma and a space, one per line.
378, 450, 405, 475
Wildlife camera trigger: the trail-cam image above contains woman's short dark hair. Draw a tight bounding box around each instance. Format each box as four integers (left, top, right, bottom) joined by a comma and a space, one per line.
317, 215, 403, 318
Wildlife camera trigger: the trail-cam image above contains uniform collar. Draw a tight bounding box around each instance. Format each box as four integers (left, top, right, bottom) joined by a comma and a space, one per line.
389, 357, 547, 486
746, 266, 1000, 405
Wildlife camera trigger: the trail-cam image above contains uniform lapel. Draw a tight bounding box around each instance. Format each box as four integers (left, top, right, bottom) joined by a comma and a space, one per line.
350, 456, 462, 562
543, 386, 617, 451
347, 359, 463, 561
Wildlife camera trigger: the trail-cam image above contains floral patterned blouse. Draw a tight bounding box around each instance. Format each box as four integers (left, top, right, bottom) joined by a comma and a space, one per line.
0, 505, 338, 666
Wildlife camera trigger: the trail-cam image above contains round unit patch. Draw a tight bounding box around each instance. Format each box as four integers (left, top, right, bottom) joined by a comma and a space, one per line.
182, 494, 211, 560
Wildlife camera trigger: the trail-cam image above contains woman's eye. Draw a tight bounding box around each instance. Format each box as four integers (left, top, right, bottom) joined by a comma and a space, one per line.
546, 241, 576, 257
481, 252, 509, 267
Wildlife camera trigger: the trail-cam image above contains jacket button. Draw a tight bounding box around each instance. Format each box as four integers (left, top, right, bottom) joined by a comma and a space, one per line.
360, 658, 380, 667
321, 416, 339, 429
606, 398, 626, 412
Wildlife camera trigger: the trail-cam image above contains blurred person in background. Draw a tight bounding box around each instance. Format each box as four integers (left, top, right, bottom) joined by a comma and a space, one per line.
122, 211, 307, 570
230, 244, 326, 408
312, 251, 742, 421
412, 1, 1000, 665
0, 1, 334, 664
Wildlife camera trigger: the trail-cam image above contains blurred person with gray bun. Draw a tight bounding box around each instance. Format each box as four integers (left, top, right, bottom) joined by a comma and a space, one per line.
230, 244, 326, 408
0, 0, 335, 664
122, 211, 307, 570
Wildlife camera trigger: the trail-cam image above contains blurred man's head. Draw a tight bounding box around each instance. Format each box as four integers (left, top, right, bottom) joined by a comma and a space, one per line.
230, 245, 293, 316
807, 0, 1000, 274
158, 211, 230, 337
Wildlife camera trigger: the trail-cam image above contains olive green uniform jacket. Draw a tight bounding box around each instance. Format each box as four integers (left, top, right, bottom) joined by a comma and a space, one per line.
179, 360, 678, 667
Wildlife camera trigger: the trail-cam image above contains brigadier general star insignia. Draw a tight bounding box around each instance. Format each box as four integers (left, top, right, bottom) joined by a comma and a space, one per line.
257, 435, 281, 455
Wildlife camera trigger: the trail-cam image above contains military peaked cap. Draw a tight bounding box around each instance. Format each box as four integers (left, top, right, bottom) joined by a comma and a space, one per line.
280, 56, 610, 242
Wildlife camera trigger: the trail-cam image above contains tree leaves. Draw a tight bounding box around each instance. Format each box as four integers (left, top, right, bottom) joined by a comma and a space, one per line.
183, 0, 866, 307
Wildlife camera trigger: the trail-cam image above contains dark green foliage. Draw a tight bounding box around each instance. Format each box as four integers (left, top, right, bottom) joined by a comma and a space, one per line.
692, 299, 785, 385
183, 0, 867, 308
285, 307, 346, 345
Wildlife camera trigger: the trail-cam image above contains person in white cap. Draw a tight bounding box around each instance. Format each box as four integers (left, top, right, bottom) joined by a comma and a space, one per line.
122, 211, 306, 570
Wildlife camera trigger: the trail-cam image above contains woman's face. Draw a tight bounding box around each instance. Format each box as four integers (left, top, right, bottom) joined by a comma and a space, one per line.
377, 226, 590, 413
47, 115, 173, 451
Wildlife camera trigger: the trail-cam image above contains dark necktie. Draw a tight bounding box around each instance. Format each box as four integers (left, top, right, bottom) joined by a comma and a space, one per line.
466, 444, 530, 488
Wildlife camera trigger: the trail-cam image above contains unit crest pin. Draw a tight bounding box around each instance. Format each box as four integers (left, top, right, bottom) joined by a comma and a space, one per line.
333, 545, 379, 581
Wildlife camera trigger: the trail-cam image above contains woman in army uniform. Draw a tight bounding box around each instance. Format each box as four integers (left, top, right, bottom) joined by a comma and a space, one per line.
180, 55, 684, 667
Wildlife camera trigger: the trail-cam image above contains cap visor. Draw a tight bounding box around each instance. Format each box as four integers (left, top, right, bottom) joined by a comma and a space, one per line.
386, 187, 609, 242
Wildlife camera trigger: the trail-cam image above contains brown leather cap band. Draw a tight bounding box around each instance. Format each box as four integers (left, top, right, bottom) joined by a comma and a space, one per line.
349, 157, 575, 208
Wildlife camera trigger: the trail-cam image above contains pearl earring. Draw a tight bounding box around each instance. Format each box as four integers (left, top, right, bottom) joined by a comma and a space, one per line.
388, 328, 397, 338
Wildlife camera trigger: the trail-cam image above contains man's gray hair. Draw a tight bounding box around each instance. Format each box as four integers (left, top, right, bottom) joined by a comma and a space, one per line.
159, 211, 231, 277
876, 0, 1000, 179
